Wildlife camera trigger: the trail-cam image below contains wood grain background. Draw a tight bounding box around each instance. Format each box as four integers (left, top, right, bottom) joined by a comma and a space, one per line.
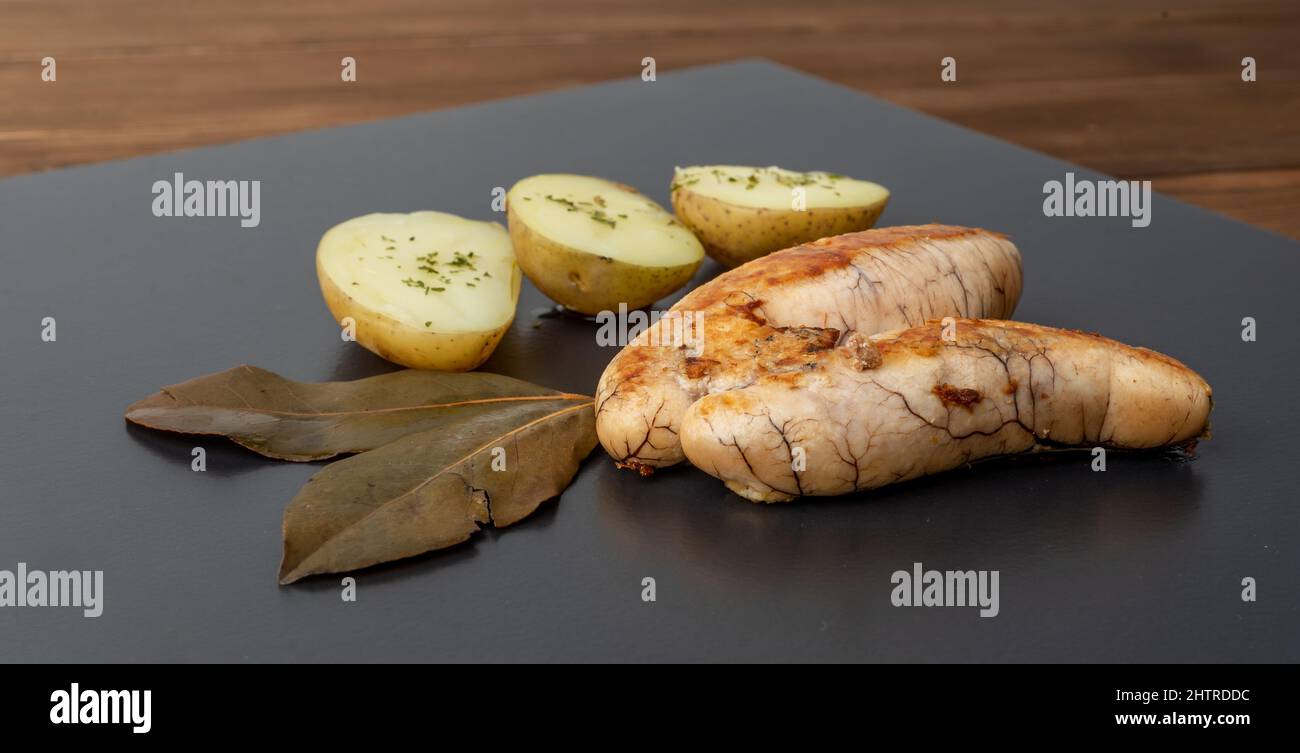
3, 0, 1297, 237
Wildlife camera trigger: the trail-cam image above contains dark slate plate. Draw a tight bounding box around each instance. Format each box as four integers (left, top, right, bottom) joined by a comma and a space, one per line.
0, 60, 1295, 662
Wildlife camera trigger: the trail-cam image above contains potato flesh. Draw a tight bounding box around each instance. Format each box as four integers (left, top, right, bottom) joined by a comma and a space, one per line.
318, 212, 516, 334
672, 165, 889, 210
507, 174, 703, 267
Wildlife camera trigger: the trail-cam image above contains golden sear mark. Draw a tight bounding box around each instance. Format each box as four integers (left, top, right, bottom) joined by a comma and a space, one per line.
933, 383, 983, 409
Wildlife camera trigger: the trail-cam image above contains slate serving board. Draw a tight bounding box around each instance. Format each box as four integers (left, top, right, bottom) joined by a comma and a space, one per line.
1, 60, 1295, 662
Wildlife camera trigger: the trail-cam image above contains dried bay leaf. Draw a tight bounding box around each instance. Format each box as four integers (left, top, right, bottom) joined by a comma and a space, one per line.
126, 364, 597, 583
125, 365, 590, 461
278, 399, 596, 584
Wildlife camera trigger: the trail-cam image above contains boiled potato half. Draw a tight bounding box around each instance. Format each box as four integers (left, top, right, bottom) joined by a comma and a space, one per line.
671, 165, 890, 267
316, 211, 521, 371
507, 174, 704, 315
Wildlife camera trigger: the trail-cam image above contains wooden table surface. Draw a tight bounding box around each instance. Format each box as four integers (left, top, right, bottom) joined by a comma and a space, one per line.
4, 0, 1297, 238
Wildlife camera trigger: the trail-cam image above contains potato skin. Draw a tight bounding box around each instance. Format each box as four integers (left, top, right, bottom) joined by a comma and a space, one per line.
317, 255, 519, 372
507, 202, 701, 315
672, 185, 887, 267
679, 320, 1213, 502
594, 224, 1023, 471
